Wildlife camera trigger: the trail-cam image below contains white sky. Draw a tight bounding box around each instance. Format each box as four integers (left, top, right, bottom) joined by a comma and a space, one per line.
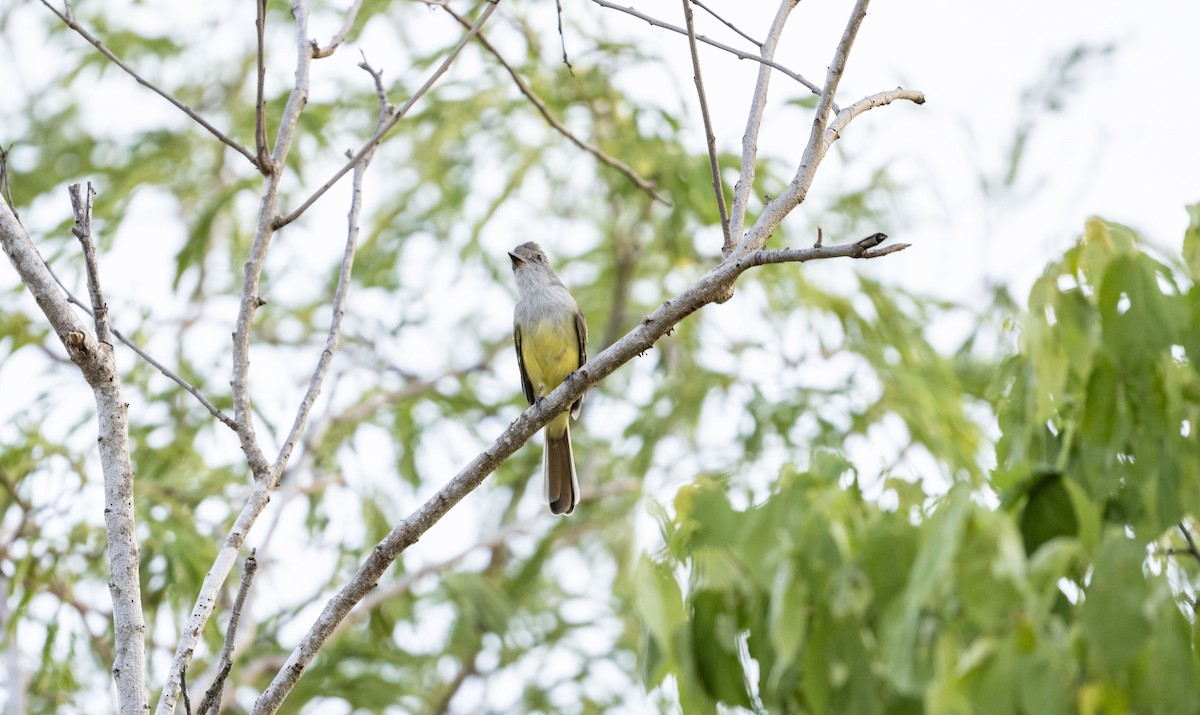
2, 0, 1199, 711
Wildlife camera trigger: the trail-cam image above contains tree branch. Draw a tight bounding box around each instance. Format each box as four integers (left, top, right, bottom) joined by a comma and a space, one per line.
39, 0, 259, 169
681, 0, 730, 248
255, 0, 272, 173
589, 0, 820, 95
270, 57, 389, 477
0, 192, 148, 715
691, 0, 761, 47
69, 183, 111, 345
312, 0, 365, 58
158, 2, 321, 711
43, 261, 239, 430
195, 551, 258, 715
727, 0, 796, 250
274, 0, 499, 230
737, 0, 925, 256
439, 3, 668, 205
248, 231, 904, 713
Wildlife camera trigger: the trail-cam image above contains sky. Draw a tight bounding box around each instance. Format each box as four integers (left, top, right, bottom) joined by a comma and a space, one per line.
2, 0, 1200, 711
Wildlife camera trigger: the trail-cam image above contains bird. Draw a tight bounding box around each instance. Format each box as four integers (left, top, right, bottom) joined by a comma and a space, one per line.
509, 241, 588, 515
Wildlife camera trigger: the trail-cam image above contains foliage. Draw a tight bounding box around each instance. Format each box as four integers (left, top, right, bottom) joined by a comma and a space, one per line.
2, 0, 1199, 712
641, 214, 1200, 714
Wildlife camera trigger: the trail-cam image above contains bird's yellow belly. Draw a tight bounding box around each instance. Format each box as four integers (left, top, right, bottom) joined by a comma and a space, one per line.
521, 316, 579, 398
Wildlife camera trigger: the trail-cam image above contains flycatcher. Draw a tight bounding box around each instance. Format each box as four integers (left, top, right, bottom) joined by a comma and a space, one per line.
509, 242, 588, 515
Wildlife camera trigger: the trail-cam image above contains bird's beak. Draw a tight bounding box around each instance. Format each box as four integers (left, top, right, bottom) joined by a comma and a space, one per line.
508, 251, 523, 266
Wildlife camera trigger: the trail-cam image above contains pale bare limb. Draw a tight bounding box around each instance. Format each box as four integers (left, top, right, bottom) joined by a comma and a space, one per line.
43, 262, 239, 430
38, 0, 259, 169
247, 230, 904, 713
681, 0, 730, 248
439, 4, 668, 204
727, 0, 796, 250
554, 0, 574, 73
195, 551, 258, 715
589, 0, 820, 95
0, 144, 16, 219
157, 2, 319, 710
275, 1, 499, 230
736, 1, 925, 256
313, 0, 366, 58
255, 0, 272, 172
69, 183, 110, 344
270, 57, 390, 477
691, 0, 761, 47
0, 192, 148, 714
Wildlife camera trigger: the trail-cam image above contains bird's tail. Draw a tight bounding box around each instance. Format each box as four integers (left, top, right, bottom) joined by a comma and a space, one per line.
544, 420, 578, 515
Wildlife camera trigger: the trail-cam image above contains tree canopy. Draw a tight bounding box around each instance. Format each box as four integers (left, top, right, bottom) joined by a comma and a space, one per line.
1, 1, 1198, 713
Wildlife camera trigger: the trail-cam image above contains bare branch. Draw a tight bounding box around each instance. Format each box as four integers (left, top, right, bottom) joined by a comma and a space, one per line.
195, 551, 259, 715
38, 0, 259, 169
0, 144, 16, 220
750, 232, 909, 265
44, 261, 239, 430
1175, 521, 1200, 564
275, 1, 499, 230
589, 0, 820, 95
727, 0, 796, 249
68, 182, 111, 345
0, 192, 148, 714
255, 0, 272, 173
248, 234, 904, 714
826, 87, 926, 139
159, 3, 320, 710
439, 4, 668, 205
681, 0, 730, 249
736, 0, 922, 256
313, 0, 365, 58
270, 57, 390, 476
554, 0, 574, 74
691, 0, 762, 47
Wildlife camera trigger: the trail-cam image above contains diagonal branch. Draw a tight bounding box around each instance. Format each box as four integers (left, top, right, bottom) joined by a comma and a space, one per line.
313, 0, 365, 58
589, 0, 820, 95
39, 0, 259, 169
44, 262, 239, 430
681, 0, 730, 248
255, 0, 271, 172
195, 551, 258, 715
691, 0, 762, 47
0, 190, 148, 715
726, 0, 796, 249
247, 231, 905, 713
270, 57, 390, 477
439, 3, 668, 205
736, 1, 926, 256
274, 1, 499, 230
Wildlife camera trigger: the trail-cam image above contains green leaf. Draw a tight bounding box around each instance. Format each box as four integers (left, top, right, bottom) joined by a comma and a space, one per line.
1078, 534, 1150, 673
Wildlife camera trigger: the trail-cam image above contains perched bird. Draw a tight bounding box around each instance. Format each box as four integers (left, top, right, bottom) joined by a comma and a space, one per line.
509, 242, 588, 515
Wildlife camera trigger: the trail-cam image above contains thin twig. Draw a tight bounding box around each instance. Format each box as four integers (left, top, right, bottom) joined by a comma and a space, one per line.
69, 183, 110, 345
691, 0, 762, 47
39, 0, 259, 169
270, 57, 389, 477
1176, 521, 1200, 564
439, 4, 668, 205
43, 262, 239, 430
726, 0, 795, 250
275, 1, 499, 230
0, 144, 17, 220
313, 0, 365, 57
750, 232, 908, 265
255, 0, 272, 173
554, 0, 574, 74
195, 550, 259, 715
589, 0, 820, 95
180, 666, 192, 715
681, 0, 729, 249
